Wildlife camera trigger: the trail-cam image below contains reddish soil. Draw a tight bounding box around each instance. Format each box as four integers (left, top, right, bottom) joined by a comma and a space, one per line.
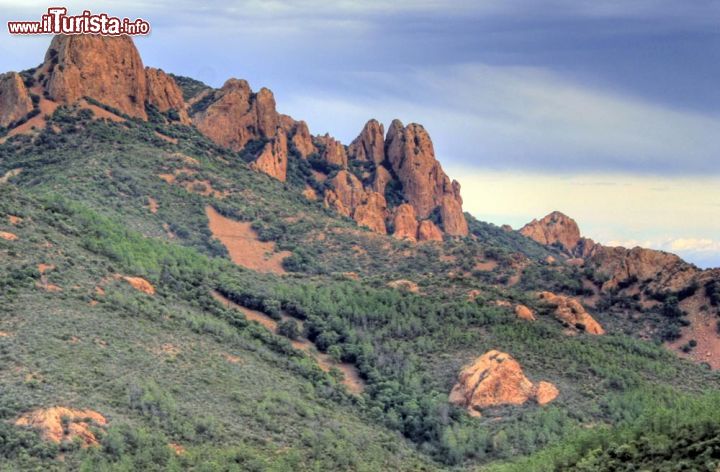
205, 206, 289, 274
15, 407, 107, 447
154, 131, 178, 144
668, 293, 720, 369
0, 231, 18, 241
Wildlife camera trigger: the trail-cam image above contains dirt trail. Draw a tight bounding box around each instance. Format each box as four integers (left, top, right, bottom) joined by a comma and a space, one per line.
212, 290, 365, 394
205, 206, 289, 274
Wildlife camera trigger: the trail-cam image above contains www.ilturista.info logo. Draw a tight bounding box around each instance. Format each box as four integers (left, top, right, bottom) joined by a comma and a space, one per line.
8, 8, 150, 36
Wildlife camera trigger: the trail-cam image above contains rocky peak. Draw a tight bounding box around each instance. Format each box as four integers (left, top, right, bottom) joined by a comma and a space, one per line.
42, 34, 148, 119
348, 119, 385, 164
192, 78, 283, 151
0, 72, 33, 127
314, 134, 348, 168
519, 211, 581, 253
384, 119, 468, 236
289, 120, 316, 158
145, 67, 190, 124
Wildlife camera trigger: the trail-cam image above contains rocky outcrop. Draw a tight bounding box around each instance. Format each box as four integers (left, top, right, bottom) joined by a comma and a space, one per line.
324, 171, 387, 232
418, 220, 443, 242
43, 34, 148, 119
371, 165, 393, 195
0, 72, 33, 127
449, 350, 558, 416
251, 129, 288, 182
353, 192, 388, 234
385, 120, 467, 236
315, 134, 348, 168
122, 276, 156, 295
289, 120, 316, 158
392, 204, 419, 242
519, 211, 581, 252
539, 291, 604, 334
348, 119, 385, 163
15, 407, 107, 446
515, 304, 536, 321
145, 67, 190, 124
192, 79, 280, 151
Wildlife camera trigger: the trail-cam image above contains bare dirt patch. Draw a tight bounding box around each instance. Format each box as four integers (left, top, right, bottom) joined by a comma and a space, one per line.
206, 206, 289, 274
0, 168, 22, 184
14, 407, 107, 447
121, 276, 156, 295
78, 99, 125, 123
8, 215, 22, 225
154, 131, 178, 144
668, 294, 720, 369
147, 197, 159, 214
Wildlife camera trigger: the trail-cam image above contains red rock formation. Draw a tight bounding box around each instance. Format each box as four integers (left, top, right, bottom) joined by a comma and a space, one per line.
289, 120, 316, 158
392, 204, 419, 242
385, 120, 467, 236
315, 134, 348, 167
348, 119, 385, 163
43, 34, 148, 119
449, 350, 558, 416
192, 79, 281, 151
353, 192, 388, 234
250, 129, 288, 182
519, 211, 581, 252
371, 165, 393, 195
145, 67, 190, 124
515, 304, 536, 321
0, 72, 33, 127
418, 220, 443, 242
539, 291, 604, 334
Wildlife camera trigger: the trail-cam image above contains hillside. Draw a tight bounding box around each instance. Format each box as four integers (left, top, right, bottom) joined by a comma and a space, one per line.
1, 34, 720, 471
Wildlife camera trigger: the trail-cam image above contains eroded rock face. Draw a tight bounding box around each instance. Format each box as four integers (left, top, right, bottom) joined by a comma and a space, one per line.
289, 120, 316, 158
348, 119, 385, 163
324, 171, 386, 232
44, 34, 148, 119
371, 165, 393, 195
353, 192, 387, 234
418, 220, 443, 242
315, 134, 348, 168
0, 72, 33, 127
15, 407, 107, 446
145, 67, 190, 124
385, 120, 467, 235
449, 350, 558, 416
392, 204, 419, 242
251, 129, 288, 182
519, 211, 581, 252
539, 291, 604, 334
192, 79, 281, 151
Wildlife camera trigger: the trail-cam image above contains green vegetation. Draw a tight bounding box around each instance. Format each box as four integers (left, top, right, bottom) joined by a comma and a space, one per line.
2, 106, 720, 470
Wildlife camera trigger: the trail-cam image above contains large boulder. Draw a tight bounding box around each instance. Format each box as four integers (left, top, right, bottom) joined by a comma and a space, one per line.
519, 211, 581, 253
539, 291, 604, 334
449, 350, 558, 416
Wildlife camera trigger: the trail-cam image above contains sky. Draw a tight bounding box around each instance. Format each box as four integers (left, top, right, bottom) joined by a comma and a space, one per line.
1, 1, 718, 267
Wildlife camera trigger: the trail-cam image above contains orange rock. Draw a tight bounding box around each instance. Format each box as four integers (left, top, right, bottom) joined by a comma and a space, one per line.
392, 204, 419, 242
519, 211, 581, 253
168, 443, 186, 455
122, 276, 156, 295
324, 170, 366, 217
15, 407, 107, 446
289, 120, 316, 158
385, 119, 467, 235
449, 350, 558, 415
538, 291, 604, 335
192, 79, 281, 151
418, 220, 444, 242
0, 231, 18, 241
514, 304, 536, 321
145, 67, 190, 124
302, 186, 317, 201
353, 192, 387, 234
8, 215, 23, 225
250, 129, 288, 182
534, 381, 559, 405
371, 165, 393, 195
315, 134, 348, 168
348, 119, 385, 163
0, 72, 33, 127
38, 263, 55, 274
44, 35, 148, 119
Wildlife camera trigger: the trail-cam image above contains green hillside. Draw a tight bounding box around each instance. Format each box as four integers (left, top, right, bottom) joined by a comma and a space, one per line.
2, 103, 720, 471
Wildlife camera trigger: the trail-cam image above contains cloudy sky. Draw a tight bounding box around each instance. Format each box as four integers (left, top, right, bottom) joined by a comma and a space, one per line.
1, 1, 718, 267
